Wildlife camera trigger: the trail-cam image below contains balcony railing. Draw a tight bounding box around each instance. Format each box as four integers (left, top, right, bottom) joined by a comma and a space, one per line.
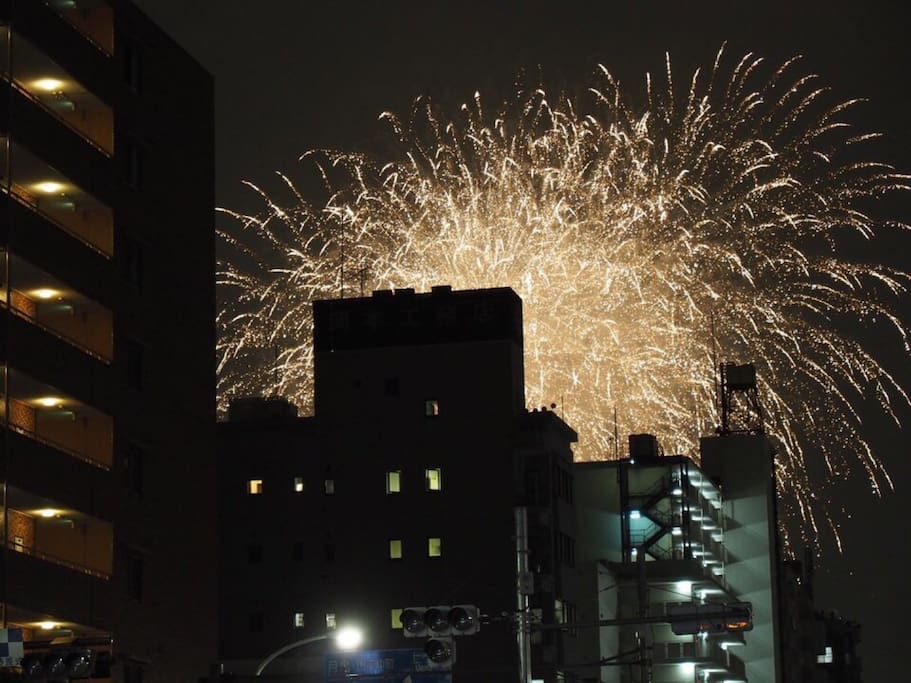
7, 422, 111, 471
4, 297, 112, 364
7, 540, 111, 580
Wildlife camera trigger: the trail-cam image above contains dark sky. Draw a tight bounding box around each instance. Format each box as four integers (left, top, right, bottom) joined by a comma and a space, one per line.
133, 1, 909, 679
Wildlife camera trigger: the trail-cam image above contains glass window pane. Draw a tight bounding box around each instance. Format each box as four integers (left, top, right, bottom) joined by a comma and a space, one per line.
248, 479, 263, 495
386, 470, 401, 494
428, 537, 442, 557
426, 468, 442, 491
389, 539, 403, 559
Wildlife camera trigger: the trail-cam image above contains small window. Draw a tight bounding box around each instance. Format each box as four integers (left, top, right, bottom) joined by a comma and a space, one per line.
391, 608, 403, 629
125, 340, 144, 390
294, 612, 305, 628
123, 443, 144, 496
324, 479, 335, 495
386, 470, 401, 494
326, 613, 337, 630
248, 479, 263, 495
121, 233, 145, 289
294, 477, 305, 493
124, 138, 144, 189
425, 468, 442, 491
425, 399, 440, 417
389, 539, 403, 560
127, 552, 143, 600
428, 537, 442, 557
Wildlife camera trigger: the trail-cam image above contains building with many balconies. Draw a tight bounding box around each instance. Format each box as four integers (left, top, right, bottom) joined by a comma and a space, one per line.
1, 1, 215, 680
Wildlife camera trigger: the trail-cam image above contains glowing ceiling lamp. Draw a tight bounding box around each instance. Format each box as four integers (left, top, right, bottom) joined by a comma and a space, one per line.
36, 509, 60, 518
32, 288, 60, 300
38, 621, 59, 630
36, 396, 63, 407
34, 181, 65, 194
34, 78, 64, 92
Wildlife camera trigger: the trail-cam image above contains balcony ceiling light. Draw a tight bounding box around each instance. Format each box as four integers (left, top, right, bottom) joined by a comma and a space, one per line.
36, 508, 60, 518
36, 396, 63, 407
38, 621, 59, 630
34, 78, 64, 92
35, 181, 65, 194
33, 288, 60, 300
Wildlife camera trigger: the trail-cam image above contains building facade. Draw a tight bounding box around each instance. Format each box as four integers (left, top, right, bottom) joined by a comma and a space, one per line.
0, 1, 215, 680
574, 432, 782, 683
218, 287, 580, 682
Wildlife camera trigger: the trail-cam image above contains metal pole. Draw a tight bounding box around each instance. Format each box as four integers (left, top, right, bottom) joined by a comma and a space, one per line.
514, 506, 532, 683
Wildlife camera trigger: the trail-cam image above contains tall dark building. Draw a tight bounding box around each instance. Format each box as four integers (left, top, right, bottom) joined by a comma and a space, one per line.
0, 1, 215, 680
218, 287, 580, 682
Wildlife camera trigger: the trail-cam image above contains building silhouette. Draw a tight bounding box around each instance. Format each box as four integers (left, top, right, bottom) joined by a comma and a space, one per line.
1, 1, 215, 680
219, 287, 580, 681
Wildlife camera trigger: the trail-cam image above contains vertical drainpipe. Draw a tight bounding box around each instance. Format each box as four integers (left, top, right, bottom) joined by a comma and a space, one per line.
515, 506, 532, 683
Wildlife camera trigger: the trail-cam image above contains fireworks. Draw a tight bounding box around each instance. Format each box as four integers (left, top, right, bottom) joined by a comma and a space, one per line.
218, 48, 910, 542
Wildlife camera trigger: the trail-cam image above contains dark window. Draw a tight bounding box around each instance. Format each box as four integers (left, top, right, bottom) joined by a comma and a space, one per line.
553, 465, 573, 504
248, 544, 263, 564
124, 662, 144, 683
124, 138, 144, 188
249, 613, 264, 633
123, 442, 144, 496
125, 340, 144, 390
123, 38, 143, 92
324, 542, 335, 563
292, 542, 303, 561
121, 233, 145, 289
556, 532, 576, 568
384, 377, 400, 396
126, 552, 143, 600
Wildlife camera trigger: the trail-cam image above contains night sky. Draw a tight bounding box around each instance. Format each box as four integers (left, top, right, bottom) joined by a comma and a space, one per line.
133, 1, 909, 679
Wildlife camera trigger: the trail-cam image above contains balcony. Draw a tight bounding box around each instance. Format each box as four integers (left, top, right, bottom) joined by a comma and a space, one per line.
2, 367, 113, 469
0, 29, 113, 155
651, 639, 746, 681
1, 603, 110, 643
1, 250, 113, 362
4, 486, 112, 579
1, 139, 114, 257
43, 0, 115, 55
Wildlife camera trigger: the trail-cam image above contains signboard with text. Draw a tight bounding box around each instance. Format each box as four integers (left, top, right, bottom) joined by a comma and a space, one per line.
325, 648, 451, 683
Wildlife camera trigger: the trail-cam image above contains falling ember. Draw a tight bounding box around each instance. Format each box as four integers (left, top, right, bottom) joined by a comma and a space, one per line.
218, 48, 910, 545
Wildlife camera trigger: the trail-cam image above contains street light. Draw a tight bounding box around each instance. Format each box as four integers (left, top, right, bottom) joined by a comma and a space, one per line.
254, 626, 363, 676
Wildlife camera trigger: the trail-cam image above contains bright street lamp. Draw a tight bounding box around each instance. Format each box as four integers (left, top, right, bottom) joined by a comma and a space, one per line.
254, 627, 364, 676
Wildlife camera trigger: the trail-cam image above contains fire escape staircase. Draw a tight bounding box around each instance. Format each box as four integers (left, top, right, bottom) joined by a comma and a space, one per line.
630, 478, 682, 560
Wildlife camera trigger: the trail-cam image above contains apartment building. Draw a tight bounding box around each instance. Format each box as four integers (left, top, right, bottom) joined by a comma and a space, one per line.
1, 1, 215, 680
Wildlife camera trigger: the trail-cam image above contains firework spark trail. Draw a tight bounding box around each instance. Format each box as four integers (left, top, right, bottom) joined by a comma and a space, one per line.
217, 48, 911, 544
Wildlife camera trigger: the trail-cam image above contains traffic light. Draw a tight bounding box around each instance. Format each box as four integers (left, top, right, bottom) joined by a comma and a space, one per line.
20, 647, 96, 680
399, 605, 480, 667
399, 605, 481, 638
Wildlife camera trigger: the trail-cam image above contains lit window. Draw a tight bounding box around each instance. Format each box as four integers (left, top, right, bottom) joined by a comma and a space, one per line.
248, 479, 263, 495
324, 479, 335, 495
389, 539, 403, 559
391, 608, 403, 629
294, 477, 305, 493
326, 613, 337, 630
294, 612, 305, 628
386, 470, 401, 494
425, 399, 439, 417
428, 537, 442, 557
425, 468, 442, 491
817, 645, 834, 664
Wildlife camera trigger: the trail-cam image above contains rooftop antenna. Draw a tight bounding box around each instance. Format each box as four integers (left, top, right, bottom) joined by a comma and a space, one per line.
613, 406, 619, 460
710, 309, 720, 424
358, 264, 369, 297
339, 247, 345, 298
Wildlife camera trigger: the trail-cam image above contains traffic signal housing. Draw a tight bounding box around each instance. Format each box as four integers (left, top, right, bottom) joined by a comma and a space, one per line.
20, 647, 96, 680
399, 605, 480, 638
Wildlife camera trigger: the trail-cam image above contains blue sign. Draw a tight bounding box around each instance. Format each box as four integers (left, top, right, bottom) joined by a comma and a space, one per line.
325, 648, 451, 683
